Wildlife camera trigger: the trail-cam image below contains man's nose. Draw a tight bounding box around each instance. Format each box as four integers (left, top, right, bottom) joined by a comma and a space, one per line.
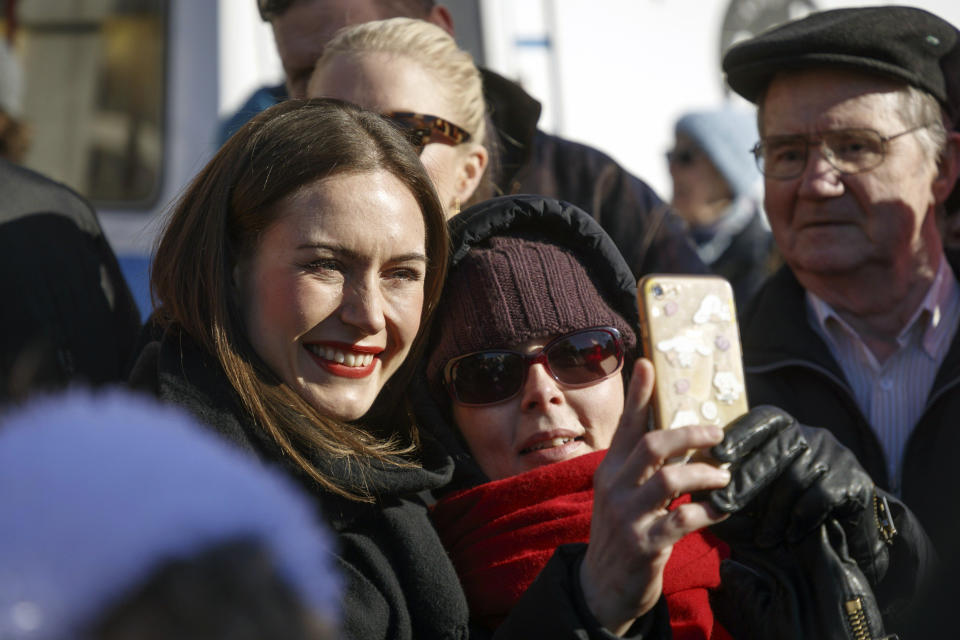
797, 142, 845, 197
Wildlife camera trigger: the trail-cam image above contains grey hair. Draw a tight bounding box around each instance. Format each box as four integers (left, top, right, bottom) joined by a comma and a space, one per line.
893, 85, 948, 163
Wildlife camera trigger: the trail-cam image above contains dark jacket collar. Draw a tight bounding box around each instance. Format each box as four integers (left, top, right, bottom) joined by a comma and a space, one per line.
741, 250, 960, 397
740, 264, 842, 377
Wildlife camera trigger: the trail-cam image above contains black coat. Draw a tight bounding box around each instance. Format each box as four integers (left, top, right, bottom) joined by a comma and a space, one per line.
0, 159, 141, 402
700, 207, 779, 310
129, 327, 649, 639
480, 69, 705, 279
411, 195, 672, 638
741, 255, 960, 555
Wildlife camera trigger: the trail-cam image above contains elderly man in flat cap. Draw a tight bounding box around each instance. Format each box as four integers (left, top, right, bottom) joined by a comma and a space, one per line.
724, 5, 960, 555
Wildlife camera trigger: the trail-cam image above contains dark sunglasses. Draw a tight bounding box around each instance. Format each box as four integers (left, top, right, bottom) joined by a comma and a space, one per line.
443, 327, 625, 406
383, 111, 472, 154
665, 148, 697, 167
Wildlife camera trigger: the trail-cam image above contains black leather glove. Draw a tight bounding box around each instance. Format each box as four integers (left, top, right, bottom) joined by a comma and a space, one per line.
707, 406, 894, 586
704, 406, 935, 628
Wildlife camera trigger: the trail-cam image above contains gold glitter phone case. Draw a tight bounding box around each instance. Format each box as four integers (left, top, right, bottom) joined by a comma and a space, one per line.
637, 275, 749, 440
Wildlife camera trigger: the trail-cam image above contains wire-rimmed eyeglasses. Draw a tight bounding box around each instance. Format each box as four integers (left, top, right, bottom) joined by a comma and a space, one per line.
751, 124, 932, 180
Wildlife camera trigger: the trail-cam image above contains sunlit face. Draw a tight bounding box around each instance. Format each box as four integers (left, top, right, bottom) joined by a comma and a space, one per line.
451, 335, 625, 480
308, 52, 479, 214
668, 132, 734, 227
237, 170, 427, 421
270, 0, 391, 98
761, 69, 941, 277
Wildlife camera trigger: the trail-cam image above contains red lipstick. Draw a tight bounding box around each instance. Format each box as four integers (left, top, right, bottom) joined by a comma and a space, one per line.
304, 341, 383, 379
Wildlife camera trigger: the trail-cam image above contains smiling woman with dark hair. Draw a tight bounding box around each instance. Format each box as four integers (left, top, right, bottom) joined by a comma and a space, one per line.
129, 98, 467, 639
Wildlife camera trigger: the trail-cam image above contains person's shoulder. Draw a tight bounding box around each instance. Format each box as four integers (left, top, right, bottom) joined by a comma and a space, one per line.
0, 158, 92, 207
533, 128, 617, 166
739, 264, 806, 347
0, 159, 102, 233
217, 83, 287, 145
531, 129, 663, 195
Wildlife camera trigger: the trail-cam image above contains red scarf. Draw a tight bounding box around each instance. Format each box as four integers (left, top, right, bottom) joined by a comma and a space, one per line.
430, 450, 731, 638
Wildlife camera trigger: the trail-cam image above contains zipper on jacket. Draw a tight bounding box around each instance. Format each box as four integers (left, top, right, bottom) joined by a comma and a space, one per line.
845, 597, 871, 640
873, 493, 898, 545
844, 597, 901, 640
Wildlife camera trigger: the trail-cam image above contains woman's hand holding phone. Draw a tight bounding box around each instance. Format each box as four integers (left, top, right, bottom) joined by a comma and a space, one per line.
579, 358, 731, 635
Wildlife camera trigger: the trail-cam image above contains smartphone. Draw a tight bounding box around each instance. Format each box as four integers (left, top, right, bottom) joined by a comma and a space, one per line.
637, 275, 749, 448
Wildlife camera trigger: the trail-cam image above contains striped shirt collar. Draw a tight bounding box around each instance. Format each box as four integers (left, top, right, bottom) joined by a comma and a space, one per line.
806, 258, 960, 365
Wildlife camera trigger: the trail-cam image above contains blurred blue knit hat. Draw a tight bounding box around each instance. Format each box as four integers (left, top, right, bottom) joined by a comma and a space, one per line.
675, 107, 761, 199
0, 389, 341, 639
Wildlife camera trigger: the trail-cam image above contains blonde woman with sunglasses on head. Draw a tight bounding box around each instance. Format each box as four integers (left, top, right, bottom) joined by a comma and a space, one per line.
307, 17, 493, 218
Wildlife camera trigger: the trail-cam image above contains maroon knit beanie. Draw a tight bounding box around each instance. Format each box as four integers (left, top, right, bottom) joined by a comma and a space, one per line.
426, 235, 637, 392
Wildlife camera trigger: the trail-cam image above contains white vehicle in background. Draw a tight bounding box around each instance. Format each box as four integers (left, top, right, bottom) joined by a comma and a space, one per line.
6, 0, 960, 317
5, 0, 281, 315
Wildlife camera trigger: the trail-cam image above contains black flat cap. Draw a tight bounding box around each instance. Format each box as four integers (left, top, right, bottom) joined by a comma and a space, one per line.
723, 6, 960, 119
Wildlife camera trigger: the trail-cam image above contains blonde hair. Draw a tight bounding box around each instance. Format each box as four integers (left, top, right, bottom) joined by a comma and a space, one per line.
317, 17, 487, 147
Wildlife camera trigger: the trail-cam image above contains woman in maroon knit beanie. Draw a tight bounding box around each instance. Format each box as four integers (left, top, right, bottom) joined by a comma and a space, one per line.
419, 195, 734, 639
419, 196, 923, 640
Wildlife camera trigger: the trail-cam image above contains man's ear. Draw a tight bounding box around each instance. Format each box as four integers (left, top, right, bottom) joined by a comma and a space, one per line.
426, 5, 455, 36
933, 130, 960, 205
454, 144, 489, 206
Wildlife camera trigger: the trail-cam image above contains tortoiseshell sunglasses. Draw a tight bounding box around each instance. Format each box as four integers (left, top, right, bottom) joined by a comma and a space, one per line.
383, 111, 472, 154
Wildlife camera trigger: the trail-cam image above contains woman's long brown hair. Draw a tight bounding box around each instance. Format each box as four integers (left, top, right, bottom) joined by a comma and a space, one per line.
151, 99, 448, 502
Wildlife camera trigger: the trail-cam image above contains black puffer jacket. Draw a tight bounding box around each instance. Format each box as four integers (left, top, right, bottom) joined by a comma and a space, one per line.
410, 195, 672, 639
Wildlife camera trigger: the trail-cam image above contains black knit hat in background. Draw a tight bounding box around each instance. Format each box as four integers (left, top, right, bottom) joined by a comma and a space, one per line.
425, 235, 637, 392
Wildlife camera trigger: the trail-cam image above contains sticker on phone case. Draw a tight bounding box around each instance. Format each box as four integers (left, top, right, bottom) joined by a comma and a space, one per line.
713, 371, 744, 404
693, 294, 732, 324
700, 401, 719, 421
656, 329, 713, 368
670, 409, 699, 429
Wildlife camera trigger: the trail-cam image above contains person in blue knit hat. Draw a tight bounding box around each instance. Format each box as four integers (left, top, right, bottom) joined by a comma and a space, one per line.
667, 106, 778, 307
0, 389, 341, 639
